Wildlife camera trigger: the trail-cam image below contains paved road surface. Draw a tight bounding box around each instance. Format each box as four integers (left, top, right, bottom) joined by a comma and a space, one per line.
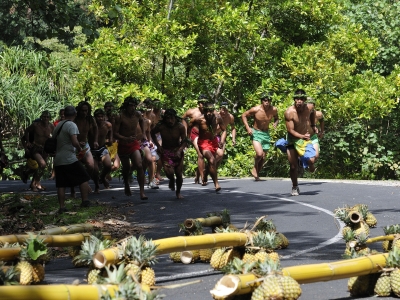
1, 177, 399, 300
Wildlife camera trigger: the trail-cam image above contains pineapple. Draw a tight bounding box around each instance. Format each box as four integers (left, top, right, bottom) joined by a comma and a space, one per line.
118, 235, 158, 286
68, 245, 81, 258
16, 235, 48, 285
199, 248, 214, 262
169, 252, 181, 263
252, 231, 280, 263
382, 225, 395, 252
387, 246, 400, 297
276, 232, 289, 249
334, 207, 351, 226
252, 260, 301, 300
210, 248, 225, 270
242, 249, 257, 264
348, 274, 377, 297
374, 272, 391, 297
73, 234, 113, 284
221, 257, 256, 275
353, 220, 370, 237
391, 268, 400, 297
365, 212, 377, 227
0, 263, 19, 286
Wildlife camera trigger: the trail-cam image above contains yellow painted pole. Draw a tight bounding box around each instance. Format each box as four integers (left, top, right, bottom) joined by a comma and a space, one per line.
0, 284, 118, 300
210, 253, 388, 298
0, 248, 21, 261
184, 216, 223, 231
366, 235, 395, 244
93, 232, 248, 268
37, 224, 94, 235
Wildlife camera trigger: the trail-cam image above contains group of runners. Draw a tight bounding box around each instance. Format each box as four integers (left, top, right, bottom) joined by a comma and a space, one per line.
0, 88, 325, 205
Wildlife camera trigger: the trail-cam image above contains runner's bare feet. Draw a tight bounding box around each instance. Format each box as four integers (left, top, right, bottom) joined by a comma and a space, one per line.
36, 185, 46, 191
103, 179, 110, 189
140, 192, 148, 200
176, 192, 184, 199
251, 167, 258, 179
124, 185, 132, 196
254, 177, 261, 181
215, 184, 221, 192
94, 187, 100, 194
201, 182, 208, 186
30, 184, 39, 192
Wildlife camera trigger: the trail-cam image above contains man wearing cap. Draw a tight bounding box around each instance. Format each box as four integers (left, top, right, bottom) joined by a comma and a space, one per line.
182, 94, 208, 184
284, 89, 317, 196
113, 96, 148, 199
190, 102, 226, 192
151, 109, 187, 199
241, 92, 279, 181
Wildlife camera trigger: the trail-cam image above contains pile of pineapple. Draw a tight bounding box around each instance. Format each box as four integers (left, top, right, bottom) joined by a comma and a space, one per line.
347, 246, 400, 297
209, 217, 289, 270
0, 235, 48, 285
382, 224, 400, 252
212, 257, 301, 300
334, 204, 377, 237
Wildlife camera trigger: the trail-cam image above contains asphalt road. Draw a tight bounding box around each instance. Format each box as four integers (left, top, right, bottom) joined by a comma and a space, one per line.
1, 177, 400, 300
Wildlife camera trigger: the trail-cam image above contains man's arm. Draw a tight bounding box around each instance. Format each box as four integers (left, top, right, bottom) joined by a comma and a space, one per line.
70, 134, 82, 151
150, 125, 162, 150
138, 113, 146, 140
309, 110, 318, 135
24, 124, 35, 147
91, 117, 99, 149
316, 111, 325, 138
113, 115, 125, 141
284, 110, 308, 140
241, 107, 256, 135
178, 124, 188, 153
217, 116, 227, 145
272, 108, 279, 129
230, 114, 236, 146
106, 121, 113, 146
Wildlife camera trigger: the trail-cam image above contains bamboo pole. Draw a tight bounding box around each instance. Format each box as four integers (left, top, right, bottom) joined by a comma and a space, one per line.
0, 284, 118, 300
0, 248, 21, 261
348, 210, 361, 223
184, 216, 223, 231
366, 235, 395, 244
93, 232, 248, 268
0, 233, 111, 247
37, 223, 94, 235
210, 253, 388, 298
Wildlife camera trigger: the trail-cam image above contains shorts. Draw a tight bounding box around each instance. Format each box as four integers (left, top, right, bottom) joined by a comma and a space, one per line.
107, 142, 118, 161
251, 129, 271, 151
55, 161, 90, 188
91, 145, 109, 161
76, 142, 90, 160
161, 148, 183, 168
29, 143, 48, 159
311, 134, 320, 151
198, 137, 219, 155
118, 140, 141, 158
190, 127, 199, 142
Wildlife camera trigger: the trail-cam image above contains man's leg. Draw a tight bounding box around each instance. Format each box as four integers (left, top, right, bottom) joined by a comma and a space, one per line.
174, 156, 185, 199
100, 154, 112, 189
251, 140, 265, 181
82, 152, 98, 193
57, 187, 66, 210
32, 153, 47, 190
143, 147, 158, 189
92, 158, 100, 193
193, 137, 206, 184
287, 147, 300, 196
120, 155, 132, 196
79, 181, 90, 206
130, 150, 147, 200
203, 150, 220, 192
163, 164, 175, 191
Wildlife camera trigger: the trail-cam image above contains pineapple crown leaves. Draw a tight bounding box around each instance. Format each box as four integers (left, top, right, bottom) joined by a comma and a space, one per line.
254, 217, 277, 232
386, 246, 400, 268
342, 229, 356, 243
101, 263, 130, 285
220, 209, 231, 227
334, 207, 351, 225
214, 226, 236, 234
253, 259, 281, 277
120, 236, 158, 266
251, 231, 279, 250
221, 257, 257, 275
100, 281, 163, 300
20, 234, 47, 262
73, 235, 113, 266
0, 263, 19, 286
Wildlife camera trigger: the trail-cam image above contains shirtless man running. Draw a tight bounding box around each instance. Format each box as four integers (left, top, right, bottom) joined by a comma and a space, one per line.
73, 101, 99, 194
23, 110, 54, 191
113, 97, 147, 199
151, 109, 187, 199
215, 102, 236, 167
190, 102, 226, 192
91, 108, 113, 191
241, 92, 279, 181
182, 95, 208, 184
284, 89, 317, 196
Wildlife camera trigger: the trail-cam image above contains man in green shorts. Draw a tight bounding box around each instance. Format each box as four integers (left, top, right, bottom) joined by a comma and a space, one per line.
242, 92, 279, 181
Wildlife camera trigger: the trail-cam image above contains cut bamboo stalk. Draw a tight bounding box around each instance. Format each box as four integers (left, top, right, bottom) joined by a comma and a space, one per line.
0, 284, 118, 300
210, 253, 388, 298
93, 232, 248, 268
37, 223, 94, 235
184, 216, 223, 231
0, 233, 111, 246
366, 235, 395, 244
0, 248, 21, 261
348, 210, 362, 223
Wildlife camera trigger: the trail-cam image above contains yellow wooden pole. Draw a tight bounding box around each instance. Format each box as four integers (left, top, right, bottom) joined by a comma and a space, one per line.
37, 224, 94, 235
184, 216, 223, 231
0, 248, 21, 261
0, 285, 118, 300
210, 253, 389, 298
93, 232, 248, 268
366, 235, 395, 244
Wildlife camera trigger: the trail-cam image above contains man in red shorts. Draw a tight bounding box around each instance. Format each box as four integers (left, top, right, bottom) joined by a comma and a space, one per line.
113, 97, 147, 199
182, 94, 208, 184
189, 102, 226, 192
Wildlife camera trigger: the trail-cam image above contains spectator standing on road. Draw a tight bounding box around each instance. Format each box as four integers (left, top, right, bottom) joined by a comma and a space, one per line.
284, 89, 317, 196
53, 105, 91, 213
241, 92, 279, 181
151, 109, 187, 199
